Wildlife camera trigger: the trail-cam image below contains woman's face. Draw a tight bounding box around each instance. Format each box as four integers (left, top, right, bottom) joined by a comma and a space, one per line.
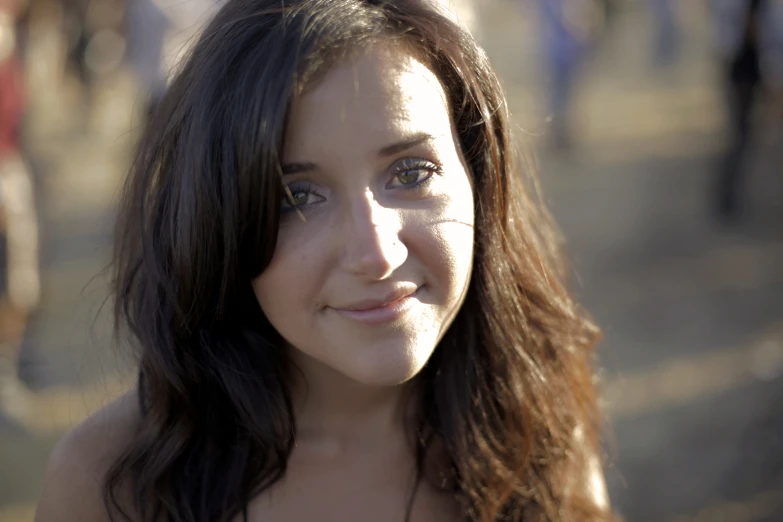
252, 44, 475, 387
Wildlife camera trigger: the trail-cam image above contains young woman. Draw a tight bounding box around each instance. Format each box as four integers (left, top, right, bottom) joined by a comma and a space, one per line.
36, 1, 615, 521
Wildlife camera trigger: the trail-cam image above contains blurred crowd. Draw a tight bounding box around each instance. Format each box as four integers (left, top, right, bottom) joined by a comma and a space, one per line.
0, 0, 781, 398
527, 0, 783, 158
0, 1, 779, 520
0, 0, 218, 382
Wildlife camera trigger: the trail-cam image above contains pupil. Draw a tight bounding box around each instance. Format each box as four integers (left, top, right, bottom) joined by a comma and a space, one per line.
399, 170, 419, 185
286, 190, 308, 207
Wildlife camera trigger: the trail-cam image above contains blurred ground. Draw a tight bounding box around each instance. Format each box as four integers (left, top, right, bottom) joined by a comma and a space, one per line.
1, 1, 782, 521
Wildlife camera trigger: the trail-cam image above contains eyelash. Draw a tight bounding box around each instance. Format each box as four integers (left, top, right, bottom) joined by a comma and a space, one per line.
280, 182, 318, 213
388, 159, 443, 190
280, 158, 443, 213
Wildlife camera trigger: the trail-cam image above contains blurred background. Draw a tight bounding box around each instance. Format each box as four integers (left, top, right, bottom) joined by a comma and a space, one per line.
0, 0, 781, 520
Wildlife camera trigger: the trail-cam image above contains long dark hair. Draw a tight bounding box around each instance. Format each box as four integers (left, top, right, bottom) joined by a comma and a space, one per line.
108, 1, 613, 521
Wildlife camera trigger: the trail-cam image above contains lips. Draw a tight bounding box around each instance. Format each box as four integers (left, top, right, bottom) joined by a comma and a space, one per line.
336, 285, 420, 312
331, 285, 422, 325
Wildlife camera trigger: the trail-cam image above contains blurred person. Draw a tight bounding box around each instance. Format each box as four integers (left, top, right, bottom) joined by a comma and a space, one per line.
530, 0, 604, 151
60, 0, 90, 83
710, 0, 783, 218
599, 0, 618, 25
125, 0, 217, 121
60, 0, 126, 118
124, 0, 168, 117
36, 1, 615, 521
0, 0, 40, 368
650, 0, 680, 67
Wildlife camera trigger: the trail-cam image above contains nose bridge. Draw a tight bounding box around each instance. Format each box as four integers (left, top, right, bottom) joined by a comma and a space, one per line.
341, 189, 406, 279
354, 188, 398, 231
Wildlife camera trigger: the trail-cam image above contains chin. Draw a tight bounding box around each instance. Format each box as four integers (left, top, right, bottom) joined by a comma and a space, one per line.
347, 365, 422, 388
339, 337, 434, 387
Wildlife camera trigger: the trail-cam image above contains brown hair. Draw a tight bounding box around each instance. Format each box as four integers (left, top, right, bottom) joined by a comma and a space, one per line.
109, 1, 614, 521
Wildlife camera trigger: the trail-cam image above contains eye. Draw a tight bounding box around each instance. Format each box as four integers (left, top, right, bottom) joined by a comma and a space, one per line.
281, 183, 325, 211
386, 159, 442, 190
396, 169, 429, 186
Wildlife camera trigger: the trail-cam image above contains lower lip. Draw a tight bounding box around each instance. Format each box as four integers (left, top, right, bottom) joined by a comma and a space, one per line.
333, 289, 421, 325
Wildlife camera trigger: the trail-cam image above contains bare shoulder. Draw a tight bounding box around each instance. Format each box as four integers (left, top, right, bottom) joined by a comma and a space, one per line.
35, 389, 141, 522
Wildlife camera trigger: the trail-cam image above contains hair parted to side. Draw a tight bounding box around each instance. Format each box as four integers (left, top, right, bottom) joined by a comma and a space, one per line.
109, 1, 614, 521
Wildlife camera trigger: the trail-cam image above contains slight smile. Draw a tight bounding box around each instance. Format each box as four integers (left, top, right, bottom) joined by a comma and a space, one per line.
331, 287, 422, 325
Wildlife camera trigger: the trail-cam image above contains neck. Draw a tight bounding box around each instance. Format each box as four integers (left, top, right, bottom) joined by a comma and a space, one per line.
289, 353, 417, 450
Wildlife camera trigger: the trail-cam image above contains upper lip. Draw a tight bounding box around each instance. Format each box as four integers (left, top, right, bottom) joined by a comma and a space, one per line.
334, 285, 419, 311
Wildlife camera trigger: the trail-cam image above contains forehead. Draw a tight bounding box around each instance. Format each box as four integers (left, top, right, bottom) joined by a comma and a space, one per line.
284, 44, 454, 158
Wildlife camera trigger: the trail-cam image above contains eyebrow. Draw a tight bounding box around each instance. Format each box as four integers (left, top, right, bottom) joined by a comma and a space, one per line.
281, 161, 317, 176
281, 132, 436, 176
378, 132, 436, 157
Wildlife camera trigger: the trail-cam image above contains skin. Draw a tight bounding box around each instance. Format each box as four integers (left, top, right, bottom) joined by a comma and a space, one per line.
251, 44, 474, 441
247, 43, 474, 521
34, 43, 473, 522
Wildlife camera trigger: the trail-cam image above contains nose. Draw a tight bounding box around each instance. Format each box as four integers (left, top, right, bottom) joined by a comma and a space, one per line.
340, 190, 408, 280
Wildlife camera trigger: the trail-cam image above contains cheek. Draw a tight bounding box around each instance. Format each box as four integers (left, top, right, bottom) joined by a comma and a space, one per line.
429, 221, 474, 293
251, 225, 328, 325
251, 261, 291, 327
414, 185, 475, 299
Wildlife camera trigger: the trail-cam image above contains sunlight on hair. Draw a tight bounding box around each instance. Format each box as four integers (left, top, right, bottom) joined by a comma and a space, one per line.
282, 184, 307, 222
